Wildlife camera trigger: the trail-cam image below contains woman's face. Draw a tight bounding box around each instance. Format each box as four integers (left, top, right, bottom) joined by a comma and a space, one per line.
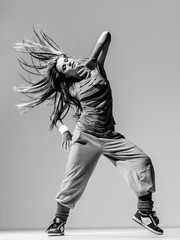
56, 56, 82, 78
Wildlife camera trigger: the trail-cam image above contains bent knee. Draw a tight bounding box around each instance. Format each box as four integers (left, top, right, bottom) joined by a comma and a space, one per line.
136, 153, 153, 171
144, 155, 153, 166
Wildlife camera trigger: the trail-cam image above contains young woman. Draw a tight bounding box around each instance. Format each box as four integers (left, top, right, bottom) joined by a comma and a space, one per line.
14, 29, 163, 235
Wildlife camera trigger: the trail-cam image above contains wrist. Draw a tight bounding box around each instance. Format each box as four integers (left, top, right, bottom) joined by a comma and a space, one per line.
58, 125, 69, 134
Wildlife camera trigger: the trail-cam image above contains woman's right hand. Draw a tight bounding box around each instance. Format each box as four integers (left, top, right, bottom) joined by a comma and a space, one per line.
61, 131, 72, 151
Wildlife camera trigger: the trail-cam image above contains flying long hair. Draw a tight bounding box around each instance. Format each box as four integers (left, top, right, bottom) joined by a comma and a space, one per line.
14, 28, 82, 130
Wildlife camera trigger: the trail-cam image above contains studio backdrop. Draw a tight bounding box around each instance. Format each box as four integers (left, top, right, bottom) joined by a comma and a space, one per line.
0, 0, 180, 229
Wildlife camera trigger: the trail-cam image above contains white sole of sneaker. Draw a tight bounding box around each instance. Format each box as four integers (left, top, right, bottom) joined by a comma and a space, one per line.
132, 216, 163, 235
47, 233, 64, 236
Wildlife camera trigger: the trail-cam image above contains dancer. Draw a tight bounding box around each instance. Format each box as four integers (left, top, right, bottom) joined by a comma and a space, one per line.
14, 29, 163, 235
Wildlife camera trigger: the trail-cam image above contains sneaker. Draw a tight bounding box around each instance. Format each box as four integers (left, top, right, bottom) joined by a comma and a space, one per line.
132, 211, 163, 235
46, 218, 65, 236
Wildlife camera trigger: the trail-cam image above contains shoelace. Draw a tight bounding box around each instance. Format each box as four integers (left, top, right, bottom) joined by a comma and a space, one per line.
46, 219, 65, 232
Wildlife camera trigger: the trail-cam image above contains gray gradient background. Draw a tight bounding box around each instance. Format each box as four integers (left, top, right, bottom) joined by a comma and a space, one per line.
1, 0, 180, 230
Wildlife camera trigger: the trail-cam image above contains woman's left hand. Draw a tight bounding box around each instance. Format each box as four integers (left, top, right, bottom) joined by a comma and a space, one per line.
77, 66, 91, 78
77, 58, 96, 78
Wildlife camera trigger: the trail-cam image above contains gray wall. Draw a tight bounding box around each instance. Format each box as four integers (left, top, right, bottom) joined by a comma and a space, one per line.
1, 0, 180, 229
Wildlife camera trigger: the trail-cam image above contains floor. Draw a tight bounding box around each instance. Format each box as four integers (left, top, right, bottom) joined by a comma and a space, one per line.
0, 228, 180, 240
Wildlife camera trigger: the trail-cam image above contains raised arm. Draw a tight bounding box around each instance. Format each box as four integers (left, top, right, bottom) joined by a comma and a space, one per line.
89, 31, 111, 66
78, 31, 111, 78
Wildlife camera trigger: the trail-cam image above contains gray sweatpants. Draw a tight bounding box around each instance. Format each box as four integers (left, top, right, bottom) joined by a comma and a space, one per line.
56, 130, 155, 209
